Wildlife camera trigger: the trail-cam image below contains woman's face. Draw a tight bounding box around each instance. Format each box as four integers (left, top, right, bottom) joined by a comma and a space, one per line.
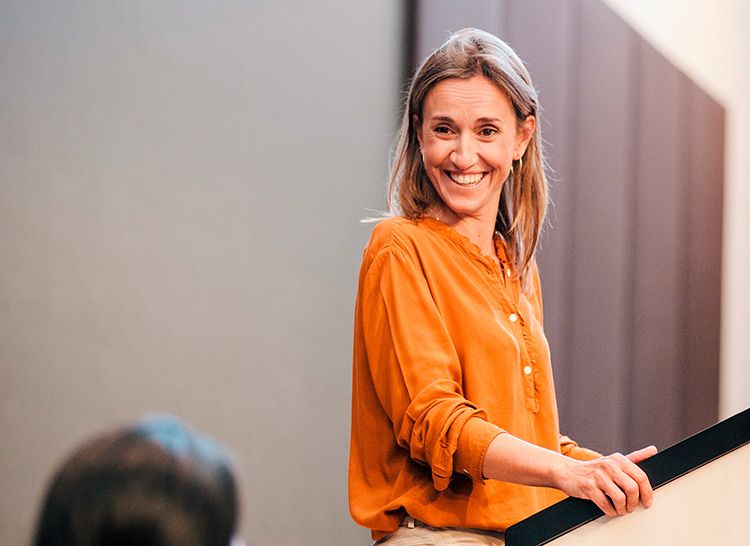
416, 75, 534, 227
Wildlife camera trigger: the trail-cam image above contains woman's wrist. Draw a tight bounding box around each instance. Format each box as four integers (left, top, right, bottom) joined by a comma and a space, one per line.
483, 432, 575, 489
547, 451, 577, 491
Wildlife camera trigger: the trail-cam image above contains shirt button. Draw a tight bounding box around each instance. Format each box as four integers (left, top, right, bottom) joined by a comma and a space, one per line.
523, 365, 532, 375
509, 313, 518, 323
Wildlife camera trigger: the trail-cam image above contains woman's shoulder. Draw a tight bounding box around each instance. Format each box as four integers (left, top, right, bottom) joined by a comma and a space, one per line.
366, 216, 432, 254
369, 215, 418, 239
359, 217, 438, 283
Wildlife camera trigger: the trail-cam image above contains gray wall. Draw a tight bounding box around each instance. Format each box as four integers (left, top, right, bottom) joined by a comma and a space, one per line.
0, 2, 401, 544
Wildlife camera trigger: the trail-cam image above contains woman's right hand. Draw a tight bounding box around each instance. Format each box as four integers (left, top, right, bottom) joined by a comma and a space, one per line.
553, 446, 657, 516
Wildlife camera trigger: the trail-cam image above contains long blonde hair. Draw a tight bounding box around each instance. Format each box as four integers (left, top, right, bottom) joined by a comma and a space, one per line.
389, 28, 548, 281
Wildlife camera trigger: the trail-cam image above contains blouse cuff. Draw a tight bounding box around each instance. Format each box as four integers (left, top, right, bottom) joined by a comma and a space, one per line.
559, 435, 602, 460
453, 417, 505, 484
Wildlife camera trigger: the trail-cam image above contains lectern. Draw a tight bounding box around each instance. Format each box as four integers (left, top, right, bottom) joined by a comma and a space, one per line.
505, 408, 750, 545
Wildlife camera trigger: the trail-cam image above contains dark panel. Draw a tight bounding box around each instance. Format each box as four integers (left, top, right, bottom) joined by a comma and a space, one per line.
683, 83, 723, 434
402, 0, 418, 91
504, 0, 579, 437
411, 0, 724, 460
627, 41, 687, 451
564, 0, 638, 454
413, 0, 506, 70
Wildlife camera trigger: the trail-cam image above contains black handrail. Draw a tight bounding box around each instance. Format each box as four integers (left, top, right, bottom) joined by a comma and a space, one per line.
505, 407, 750, 546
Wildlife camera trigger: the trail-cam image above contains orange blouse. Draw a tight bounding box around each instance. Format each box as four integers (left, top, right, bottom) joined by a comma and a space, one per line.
348, 217, 599, 540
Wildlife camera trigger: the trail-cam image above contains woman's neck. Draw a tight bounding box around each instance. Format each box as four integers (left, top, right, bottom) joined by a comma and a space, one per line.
434, 207, 499, 264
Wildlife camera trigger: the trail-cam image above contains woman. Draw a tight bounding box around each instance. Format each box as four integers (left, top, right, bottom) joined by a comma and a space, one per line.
349, 28, 656, 544
33, 415, 242, 546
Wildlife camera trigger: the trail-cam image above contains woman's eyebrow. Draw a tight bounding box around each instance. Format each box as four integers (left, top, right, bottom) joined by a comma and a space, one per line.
476, 117, 504, 124
429, 115, 455, 123
428, 115, 505, 125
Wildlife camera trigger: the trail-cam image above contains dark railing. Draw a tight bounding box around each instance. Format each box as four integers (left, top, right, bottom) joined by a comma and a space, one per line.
505, 408, 750, 546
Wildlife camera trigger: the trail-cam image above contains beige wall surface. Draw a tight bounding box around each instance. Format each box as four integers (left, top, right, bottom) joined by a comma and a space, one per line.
0, 1, 401, 544
601, 0, 750, 419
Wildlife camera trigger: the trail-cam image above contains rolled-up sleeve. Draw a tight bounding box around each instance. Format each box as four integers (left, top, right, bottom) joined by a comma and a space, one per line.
559, 435, 601, 460
361, 242, 498, 490
454, 417, 505, 483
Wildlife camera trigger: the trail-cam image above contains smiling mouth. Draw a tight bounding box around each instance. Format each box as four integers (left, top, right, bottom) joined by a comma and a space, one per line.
447, 172, 485, 186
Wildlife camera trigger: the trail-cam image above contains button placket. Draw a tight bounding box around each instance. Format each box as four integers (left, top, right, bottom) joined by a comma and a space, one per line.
520, 322, 540, 412
491, 262, 537, 410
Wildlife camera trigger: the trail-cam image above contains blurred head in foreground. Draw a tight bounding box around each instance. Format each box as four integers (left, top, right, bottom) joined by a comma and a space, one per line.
33, 415, 240, 546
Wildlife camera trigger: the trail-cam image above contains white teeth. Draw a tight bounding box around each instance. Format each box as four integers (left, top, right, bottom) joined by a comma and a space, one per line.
449, 172, 484, 185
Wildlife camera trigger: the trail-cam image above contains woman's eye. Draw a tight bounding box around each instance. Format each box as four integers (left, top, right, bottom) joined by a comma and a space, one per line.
480, 127, 498, 137
433, 126, 451, 135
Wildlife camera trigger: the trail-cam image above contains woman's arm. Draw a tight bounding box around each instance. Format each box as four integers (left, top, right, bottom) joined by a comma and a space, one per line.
483, 433, 657, 517
359, 236, 503, 491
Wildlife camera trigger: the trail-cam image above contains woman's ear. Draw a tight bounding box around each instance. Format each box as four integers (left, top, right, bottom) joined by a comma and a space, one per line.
515, 115, 536, 159
413, 114, 423, 149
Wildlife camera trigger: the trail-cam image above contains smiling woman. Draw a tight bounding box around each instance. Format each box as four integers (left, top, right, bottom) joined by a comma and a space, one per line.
415, 75, 535, 262
387, 29, 548, 285
348, 28, 657, 545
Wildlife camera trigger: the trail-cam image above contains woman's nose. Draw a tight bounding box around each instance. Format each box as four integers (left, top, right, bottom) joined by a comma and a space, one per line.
450, 135, 477, 169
